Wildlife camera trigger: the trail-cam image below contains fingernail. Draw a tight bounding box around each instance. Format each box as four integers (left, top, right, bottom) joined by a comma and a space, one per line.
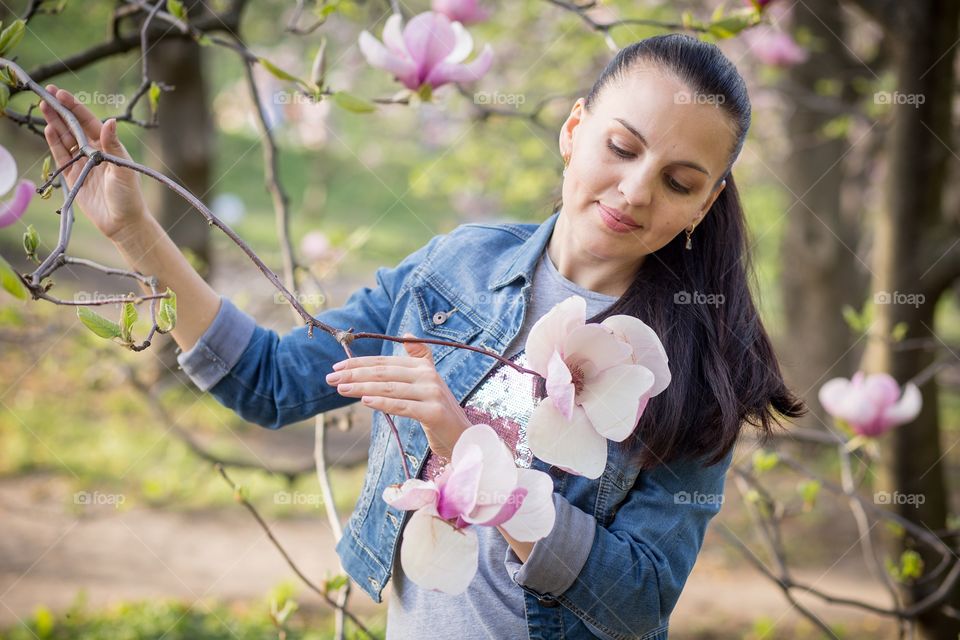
332, 360, 345, 370
338, 383, 352, 392
326, 372, 340, 383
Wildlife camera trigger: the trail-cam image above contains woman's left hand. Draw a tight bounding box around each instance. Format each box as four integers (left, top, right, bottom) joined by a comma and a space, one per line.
324, 333, 472, 460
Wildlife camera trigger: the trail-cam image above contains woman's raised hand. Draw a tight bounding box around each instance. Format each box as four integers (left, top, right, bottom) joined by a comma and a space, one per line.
39, 84, 149, 240
325, 334, 474, 460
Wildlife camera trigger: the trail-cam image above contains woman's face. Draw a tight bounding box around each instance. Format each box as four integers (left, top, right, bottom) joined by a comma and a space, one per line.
558, 64, 738, 266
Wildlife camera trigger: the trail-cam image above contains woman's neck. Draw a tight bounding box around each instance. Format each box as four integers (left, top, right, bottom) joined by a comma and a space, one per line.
547, 214, 641, 298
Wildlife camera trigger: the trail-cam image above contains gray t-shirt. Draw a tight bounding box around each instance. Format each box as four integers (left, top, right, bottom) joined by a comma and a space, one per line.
385, 247, 617, 639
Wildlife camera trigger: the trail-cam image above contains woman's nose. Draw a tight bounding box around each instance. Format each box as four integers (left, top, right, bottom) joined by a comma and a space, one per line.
617, 161, 656, 208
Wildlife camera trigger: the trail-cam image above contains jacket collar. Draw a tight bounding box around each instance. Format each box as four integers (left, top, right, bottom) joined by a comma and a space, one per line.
488, 211, 559, 291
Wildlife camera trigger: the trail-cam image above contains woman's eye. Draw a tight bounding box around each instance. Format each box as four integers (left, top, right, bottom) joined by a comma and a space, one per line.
667, 177, 692, 195
606, 140, 634, 159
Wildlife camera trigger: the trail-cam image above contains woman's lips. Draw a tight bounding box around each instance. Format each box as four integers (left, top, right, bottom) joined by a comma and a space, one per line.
596, 201, 640, 233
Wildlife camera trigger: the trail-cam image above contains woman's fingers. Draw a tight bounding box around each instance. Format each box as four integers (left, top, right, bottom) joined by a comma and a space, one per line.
335, 380, 432, 401
52, 87, 104, 142
42, 123, 72, 169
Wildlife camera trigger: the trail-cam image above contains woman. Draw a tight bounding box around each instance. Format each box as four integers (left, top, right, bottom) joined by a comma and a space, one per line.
41, 33, 804, 640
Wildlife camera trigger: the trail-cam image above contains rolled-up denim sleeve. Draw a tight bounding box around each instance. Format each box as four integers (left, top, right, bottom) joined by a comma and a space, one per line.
504, 449, 733, 639
176, 233, 446, 430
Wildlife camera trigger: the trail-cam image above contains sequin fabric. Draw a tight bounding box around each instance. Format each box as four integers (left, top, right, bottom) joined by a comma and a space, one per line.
420, 350, 537, 481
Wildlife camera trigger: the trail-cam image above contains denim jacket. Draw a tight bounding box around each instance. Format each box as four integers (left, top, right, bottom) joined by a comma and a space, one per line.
177, 211, 733, 640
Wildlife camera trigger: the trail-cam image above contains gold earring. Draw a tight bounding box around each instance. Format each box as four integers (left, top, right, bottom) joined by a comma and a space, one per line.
685, 224, 695, 250
563, 154, 570, 168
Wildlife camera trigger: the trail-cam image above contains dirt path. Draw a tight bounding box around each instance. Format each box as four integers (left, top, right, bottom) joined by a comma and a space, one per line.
0, 473, 898, 638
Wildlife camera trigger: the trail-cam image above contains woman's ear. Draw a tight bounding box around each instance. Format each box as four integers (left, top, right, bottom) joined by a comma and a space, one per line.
698, 178, 726, 218
559, 97, 586, 160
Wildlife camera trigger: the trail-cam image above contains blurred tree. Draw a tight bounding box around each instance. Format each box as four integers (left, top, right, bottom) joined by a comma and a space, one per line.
852, 0, 960, 637
779, 0, 871, 427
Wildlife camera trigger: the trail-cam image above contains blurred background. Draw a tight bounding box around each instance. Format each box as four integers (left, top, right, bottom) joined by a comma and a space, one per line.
0, 0, 958, 638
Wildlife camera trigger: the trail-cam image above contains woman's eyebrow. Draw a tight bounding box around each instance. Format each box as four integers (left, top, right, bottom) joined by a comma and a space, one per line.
613, 117, 711, 177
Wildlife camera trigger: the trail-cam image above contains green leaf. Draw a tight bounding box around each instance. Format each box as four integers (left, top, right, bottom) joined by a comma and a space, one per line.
0, 20, 26, 57
332, 90, 376, 114
22, 224, 38, 257
0, 83, 9, 111
0, 253, 27, 300
259, 57, 306, 86
797, 479, 820, 510
120, 301, 137, 343
148, 81, 161, 114
77, 307, 122, 339
707, 8, 759, 39
157, 288, 177, 333
195, 33, 213, 47
752, 449, 779, 474
325, 574, 348, 592
41, 155, 51, 183
166, 0, 187, 20
310, 38, 328, 92
891, 322, 908, 342
887, 549, 924, 583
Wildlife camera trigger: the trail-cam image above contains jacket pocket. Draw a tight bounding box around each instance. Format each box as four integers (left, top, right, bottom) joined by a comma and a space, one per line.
411, 279, 483, 363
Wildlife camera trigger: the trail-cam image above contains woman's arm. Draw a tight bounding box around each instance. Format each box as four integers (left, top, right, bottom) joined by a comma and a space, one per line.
502, 449, 734, 638
110, 213, 220, 353
176, 233, 449, 430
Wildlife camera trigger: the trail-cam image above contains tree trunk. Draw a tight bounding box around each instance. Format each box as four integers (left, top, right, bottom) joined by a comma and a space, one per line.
859, 1, 960, 637
779, 0, 869, 429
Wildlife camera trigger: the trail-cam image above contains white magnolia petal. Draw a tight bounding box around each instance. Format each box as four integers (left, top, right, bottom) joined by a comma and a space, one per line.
358, 30, 419, 89
437, 444, 483, 519
400, 507, 478, 595
882, 382, 922, 429
545, 349, 575, 420
562, 323, 632, 379
382, 478, 438, 511
818, 377, 875, 425
527, 399, 607, 479
382, 12, 408, 56
580, 364, 655, 442
501, 468, 557, 542
451, 424, 518, 522
443, 21, 474, 64
0, 145, 18, 197
600, 315, 671, 396
525, 295, 586, 374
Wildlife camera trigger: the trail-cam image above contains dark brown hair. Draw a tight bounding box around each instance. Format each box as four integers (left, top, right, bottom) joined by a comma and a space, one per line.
558, 33, 806, 469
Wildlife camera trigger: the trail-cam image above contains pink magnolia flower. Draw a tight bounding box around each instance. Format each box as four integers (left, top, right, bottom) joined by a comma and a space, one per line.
432, 0, 491, 25
358, 12, 493, 92
744, 27, 809, 67
0, 145, 34, 228
299, 230, 331, 263
383, 423, 556, 594
524, 295, 671, 479
818, 372, 921, 438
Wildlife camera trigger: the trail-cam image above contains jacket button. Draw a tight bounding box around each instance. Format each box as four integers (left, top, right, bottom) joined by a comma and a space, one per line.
432, 311, 448, 325
538, 595, 559, 608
